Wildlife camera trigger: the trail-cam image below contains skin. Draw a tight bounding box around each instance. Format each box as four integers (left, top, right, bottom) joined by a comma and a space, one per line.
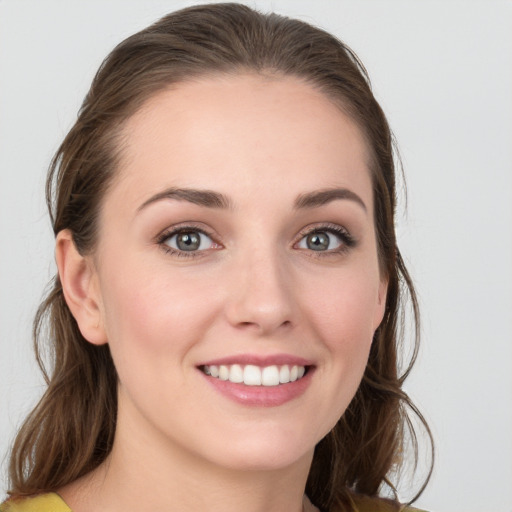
57, 74, 387, 512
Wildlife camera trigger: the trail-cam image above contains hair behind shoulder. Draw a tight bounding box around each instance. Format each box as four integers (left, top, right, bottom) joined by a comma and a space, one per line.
7, 4, 433, 510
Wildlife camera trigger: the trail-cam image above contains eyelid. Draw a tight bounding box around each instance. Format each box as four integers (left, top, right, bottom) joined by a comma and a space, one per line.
154, 221, 355, 259
293, 222, 356, 253
155, 222, 222, 257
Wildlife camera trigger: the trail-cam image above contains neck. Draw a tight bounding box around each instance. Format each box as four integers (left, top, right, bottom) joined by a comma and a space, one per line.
60, 408, 314, 512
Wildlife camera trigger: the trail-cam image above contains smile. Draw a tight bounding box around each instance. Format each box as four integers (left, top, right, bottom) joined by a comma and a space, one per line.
201, 364, 307, 386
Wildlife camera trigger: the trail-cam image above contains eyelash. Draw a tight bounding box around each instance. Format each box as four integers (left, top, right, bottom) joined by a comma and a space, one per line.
156, 223, 219, 259
155, 222, 356, 258
294, 223, 356, 257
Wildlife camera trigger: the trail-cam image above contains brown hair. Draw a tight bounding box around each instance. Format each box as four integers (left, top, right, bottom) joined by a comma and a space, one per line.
7, 3, 433, 510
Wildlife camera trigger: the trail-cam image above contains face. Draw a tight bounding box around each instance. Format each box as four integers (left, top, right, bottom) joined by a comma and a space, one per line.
83, 74, 387, 472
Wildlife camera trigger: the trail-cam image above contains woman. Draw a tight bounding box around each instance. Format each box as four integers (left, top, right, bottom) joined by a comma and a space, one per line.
1, 3, 432, 512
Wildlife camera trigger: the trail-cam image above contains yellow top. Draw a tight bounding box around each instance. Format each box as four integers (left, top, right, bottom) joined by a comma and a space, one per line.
0, 493, 71, 512
0, 492, 425, 512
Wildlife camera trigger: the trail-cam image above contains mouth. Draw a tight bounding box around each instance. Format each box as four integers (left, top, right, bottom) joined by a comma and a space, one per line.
200, 364, 309, 387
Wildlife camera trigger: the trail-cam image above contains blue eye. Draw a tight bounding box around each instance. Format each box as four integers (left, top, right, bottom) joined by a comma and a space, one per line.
163, 230, 214, 252
298, 230, 343, 251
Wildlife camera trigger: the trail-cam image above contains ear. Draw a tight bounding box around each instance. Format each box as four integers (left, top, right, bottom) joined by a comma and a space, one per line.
55, 230, 107, 345
373, 277, 389, 330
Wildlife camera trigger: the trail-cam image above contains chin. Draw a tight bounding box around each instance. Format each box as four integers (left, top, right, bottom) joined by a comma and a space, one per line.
217, 447, 312, 473
198, 425, 318, 473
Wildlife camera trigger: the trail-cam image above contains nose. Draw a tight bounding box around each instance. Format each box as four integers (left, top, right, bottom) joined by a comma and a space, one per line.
224, 247, 295, 336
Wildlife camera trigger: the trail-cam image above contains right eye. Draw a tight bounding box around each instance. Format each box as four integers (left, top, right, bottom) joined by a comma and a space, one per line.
297, 230, 343, 252
159, 228, 217, 255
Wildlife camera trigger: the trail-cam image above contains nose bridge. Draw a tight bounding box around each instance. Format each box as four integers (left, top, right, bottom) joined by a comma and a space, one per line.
225, 241, 295, 334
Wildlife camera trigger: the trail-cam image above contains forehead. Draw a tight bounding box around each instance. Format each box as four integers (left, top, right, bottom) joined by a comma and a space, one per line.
113, 73, 372, 212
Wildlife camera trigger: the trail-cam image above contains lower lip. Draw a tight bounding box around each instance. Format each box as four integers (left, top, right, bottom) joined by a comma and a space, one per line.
200, 368, 313, 407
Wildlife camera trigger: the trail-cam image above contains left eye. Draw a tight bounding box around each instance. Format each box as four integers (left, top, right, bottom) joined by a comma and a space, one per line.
297, 230, 343, 251
164, 230, 214, 252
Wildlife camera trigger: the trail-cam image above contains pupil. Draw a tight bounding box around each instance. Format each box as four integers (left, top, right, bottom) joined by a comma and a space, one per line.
307, 232, 329, 251
177, 232, 200, 251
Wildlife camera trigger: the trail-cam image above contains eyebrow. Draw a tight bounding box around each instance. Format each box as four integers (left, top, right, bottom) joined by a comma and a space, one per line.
294, 188, 367, 212
138, 187, 232, 211
137, 186, 366, 213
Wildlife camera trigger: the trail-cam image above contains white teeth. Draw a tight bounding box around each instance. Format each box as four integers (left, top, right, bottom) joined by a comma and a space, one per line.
219, 365, 229, 381
261, 365, 280, 386
229, 364, 243, 383
202, 363, 307, 386
279, 365, 290, 383
243, 365, 262, 386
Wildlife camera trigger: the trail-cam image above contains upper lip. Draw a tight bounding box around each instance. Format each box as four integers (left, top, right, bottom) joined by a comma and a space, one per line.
197, 353, 314, 367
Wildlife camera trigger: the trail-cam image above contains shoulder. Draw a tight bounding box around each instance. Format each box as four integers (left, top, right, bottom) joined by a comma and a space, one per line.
348, 494, 428, 512
0, 493, 71, 512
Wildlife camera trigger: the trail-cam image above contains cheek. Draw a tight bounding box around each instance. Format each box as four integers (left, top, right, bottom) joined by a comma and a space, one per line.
98, 258, 220, 369
304, 270, 381, 343
293, 271, 379, 438
301, 267, 380, 393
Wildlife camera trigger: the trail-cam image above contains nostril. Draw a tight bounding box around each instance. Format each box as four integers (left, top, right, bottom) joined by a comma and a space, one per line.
236, 319, 292, 332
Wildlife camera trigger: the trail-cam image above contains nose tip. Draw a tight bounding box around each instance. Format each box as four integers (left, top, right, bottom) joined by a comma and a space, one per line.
236, 311, 293, 334
224, 254, 295, 335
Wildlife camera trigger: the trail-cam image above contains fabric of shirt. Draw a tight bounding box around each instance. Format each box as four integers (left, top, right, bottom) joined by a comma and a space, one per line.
0, 493, 71, 512
0, 492, 426, 512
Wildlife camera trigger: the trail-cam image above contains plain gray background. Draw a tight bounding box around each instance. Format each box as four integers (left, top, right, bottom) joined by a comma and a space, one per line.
1, 1, 511, 511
